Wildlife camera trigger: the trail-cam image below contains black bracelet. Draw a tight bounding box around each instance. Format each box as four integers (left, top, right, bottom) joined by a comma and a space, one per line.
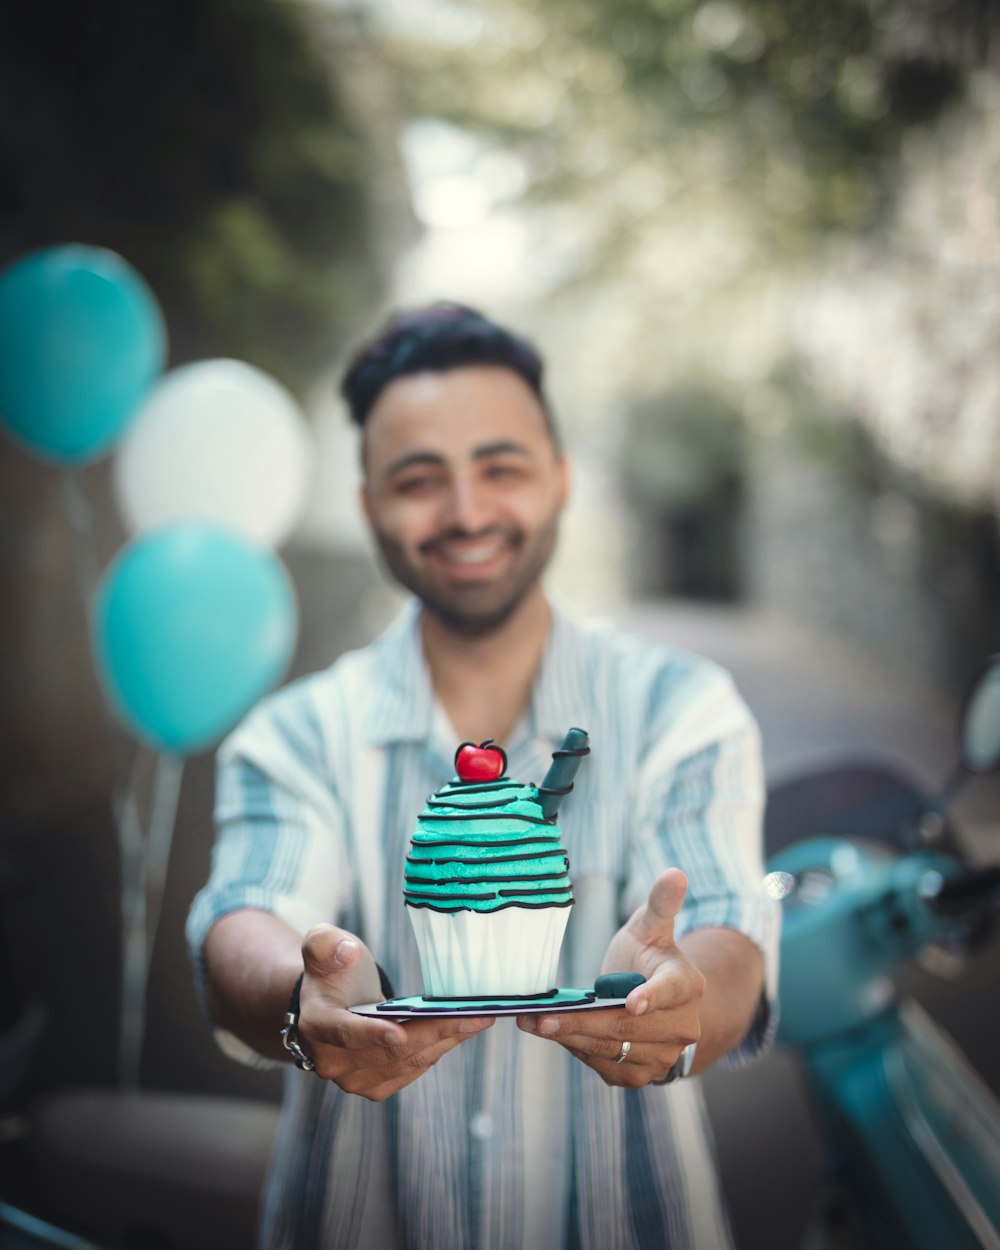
280, 963, 397, 1073
376, 963, 396, 1001
287, 964, 396, 1012
287, 970, 305, 1016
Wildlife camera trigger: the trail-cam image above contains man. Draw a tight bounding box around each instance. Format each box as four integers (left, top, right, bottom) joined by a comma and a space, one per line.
187, 303, 780, 1250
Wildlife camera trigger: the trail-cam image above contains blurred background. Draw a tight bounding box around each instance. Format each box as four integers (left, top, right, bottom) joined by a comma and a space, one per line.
1, 0, 999, 1247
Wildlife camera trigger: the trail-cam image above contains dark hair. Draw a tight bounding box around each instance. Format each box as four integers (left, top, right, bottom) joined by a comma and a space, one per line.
340, 301, 558, 445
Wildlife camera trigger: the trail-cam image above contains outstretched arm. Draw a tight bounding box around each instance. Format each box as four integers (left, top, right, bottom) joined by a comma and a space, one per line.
675, 922, 764, 1073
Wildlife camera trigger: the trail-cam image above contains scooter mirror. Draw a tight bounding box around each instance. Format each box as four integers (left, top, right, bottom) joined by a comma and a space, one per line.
960, 654, 1000, 774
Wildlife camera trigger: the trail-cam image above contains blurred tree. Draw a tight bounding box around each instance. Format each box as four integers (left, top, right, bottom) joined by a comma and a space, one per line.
0, 0, 413, 1112
389, 0, 991, 260
0, 0, 407, 390
373, 0, 1000, 684
791, 83, 1000, 518
384, 0, 1000, 601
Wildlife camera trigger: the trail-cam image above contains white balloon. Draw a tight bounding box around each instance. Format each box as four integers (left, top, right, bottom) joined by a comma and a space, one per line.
113, 359, 313, 549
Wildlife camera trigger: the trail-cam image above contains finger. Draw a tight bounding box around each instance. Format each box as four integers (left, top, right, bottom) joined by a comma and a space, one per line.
299, 927, 405, 1047
327, 1020, 492, 1096
560, 1034, 672, 1066
382, 1015, 495, 1057
625, 869, 688, 948
520, 1010, 690, 1060
316, 1009, 494, 1055
583, 1052, 671, 1090
302, 923, 363, 984
381, 1018, 493, 1067
309, 1004, 408, 1051
625, 954, 706, 1019
346, 1033, 469, 1101
518, 1007, 636, 1041
518, 1007, 686, 1049
301, 924, 386, 1019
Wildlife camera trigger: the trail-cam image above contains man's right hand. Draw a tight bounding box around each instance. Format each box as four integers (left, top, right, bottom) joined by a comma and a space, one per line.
296, 923, 494, 1102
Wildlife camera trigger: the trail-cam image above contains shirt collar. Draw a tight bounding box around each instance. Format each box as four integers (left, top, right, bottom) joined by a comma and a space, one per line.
363, 593, 592, 752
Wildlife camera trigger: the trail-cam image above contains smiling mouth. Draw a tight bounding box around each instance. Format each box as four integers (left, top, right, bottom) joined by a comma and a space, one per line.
436, 538, 507, 565
423, 529, 516, 573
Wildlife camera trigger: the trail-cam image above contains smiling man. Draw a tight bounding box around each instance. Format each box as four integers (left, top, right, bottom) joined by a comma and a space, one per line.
362, 367, 566, 640
187, 303, 781, 1250
360, 360, 569, 746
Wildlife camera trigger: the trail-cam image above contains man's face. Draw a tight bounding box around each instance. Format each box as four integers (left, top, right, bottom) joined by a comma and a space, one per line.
360, 365, 569, 638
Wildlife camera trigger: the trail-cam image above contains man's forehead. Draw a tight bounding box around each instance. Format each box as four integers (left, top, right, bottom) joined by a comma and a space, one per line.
361, 365, 552, 470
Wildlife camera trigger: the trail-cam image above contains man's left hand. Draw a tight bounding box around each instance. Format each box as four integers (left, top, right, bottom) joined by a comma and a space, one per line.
516, 868, 704, 1087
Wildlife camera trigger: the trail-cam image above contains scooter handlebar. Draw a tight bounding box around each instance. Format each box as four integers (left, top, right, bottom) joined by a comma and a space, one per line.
923, 864, 1000, 914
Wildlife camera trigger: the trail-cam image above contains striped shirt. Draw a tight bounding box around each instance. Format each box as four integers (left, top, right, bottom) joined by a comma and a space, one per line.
187, 599, 780, 1250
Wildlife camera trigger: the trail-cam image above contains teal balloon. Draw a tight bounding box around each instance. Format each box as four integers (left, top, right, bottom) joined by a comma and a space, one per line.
0, 245, 167, 464
91, 525, 297, 754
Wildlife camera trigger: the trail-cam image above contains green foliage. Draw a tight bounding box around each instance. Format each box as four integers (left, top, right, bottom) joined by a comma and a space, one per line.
0, 0, 383, 391
393, 0, 979, 246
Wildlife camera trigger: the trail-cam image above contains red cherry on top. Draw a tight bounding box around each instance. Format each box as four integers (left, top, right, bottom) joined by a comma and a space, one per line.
455, 739, 508, 782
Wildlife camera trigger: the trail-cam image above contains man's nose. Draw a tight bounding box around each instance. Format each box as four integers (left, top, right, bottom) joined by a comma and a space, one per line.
442, 475, 490, 532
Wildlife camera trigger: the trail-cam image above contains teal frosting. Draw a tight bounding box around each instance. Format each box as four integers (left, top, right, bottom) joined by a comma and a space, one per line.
404, 776, 574, 914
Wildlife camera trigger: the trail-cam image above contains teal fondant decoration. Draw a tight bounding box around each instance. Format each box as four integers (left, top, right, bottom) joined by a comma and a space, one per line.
404, 776, 573, 914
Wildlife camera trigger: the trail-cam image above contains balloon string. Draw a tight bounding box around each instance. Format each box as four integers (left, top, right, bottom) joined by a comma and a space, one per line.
58, 470, 186, 1088
58, 463, 139, 806
58, 470, 102, 603
56, 470, 148, 1086
117, 777, 147, 1090
116, 752, 185, 1089
145, 754, 184, 977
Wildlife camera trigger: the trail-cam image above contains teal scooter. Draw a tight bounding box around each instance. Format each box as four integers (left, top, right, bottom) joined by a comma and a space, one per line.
766, 655, 1000, 1250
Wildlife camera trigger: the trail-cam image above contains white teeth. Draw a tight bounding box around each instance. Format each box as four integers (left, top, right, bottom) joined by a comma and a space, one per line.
440, 540, 505, 565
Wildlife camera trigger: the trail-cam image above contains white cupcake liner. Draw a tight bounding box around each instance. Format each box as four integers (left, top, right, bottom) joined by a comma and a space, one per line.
407, 905, 572, 998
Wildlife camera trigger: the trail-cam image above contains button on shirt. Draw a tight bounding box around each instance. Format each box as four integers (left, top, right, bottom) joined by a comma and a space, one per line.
187, 601, 781, 1250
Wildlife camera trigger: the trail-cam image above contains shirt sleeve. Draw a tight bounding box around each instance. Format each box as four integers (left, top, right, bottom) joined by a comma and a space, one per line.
185, 680, 353, 1067
626, 660, 781, 1068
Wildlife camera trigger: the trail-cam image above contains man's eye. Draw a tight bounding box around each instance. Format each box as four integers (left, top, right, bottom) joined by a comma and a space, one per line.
484, 462, 523, 480
396, 476, 437, 494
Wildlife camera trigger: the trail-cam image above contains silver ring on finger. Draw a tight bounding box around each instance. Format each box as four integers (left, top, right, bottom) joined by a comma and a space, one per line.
614, 1039, 631, 1064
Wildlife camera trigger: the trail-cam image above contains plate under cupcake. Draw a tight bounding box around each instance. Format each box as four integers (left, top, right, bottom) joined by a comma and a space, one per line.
351, 984, 634, 1020
350, 970, 640, 1020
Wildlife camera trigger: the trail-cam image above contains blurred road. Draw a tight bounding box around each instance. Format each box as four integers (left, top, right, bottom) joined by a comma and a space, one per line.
621, 599, 1000, 1250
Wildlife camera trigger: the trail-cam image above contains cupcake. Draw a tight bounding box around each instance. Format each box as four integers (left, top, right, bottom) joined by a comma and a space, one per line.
404, 731, 588, 999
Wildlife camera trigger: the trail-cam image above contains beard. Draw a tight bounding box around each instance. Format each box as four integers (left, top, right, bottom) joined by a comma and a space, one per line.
370, 510, 562, 640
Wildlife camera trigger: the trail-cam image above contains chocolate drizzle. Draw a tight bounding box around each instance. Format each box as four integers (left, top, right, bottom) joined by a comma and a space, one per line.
417, 810, 553, 825
431, 780, 521, 797
406, 868, 570, 886
407, 851, 569, 867
426, 794, 522, 811
405, 896, 574, 912
409, 834, 560, 849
